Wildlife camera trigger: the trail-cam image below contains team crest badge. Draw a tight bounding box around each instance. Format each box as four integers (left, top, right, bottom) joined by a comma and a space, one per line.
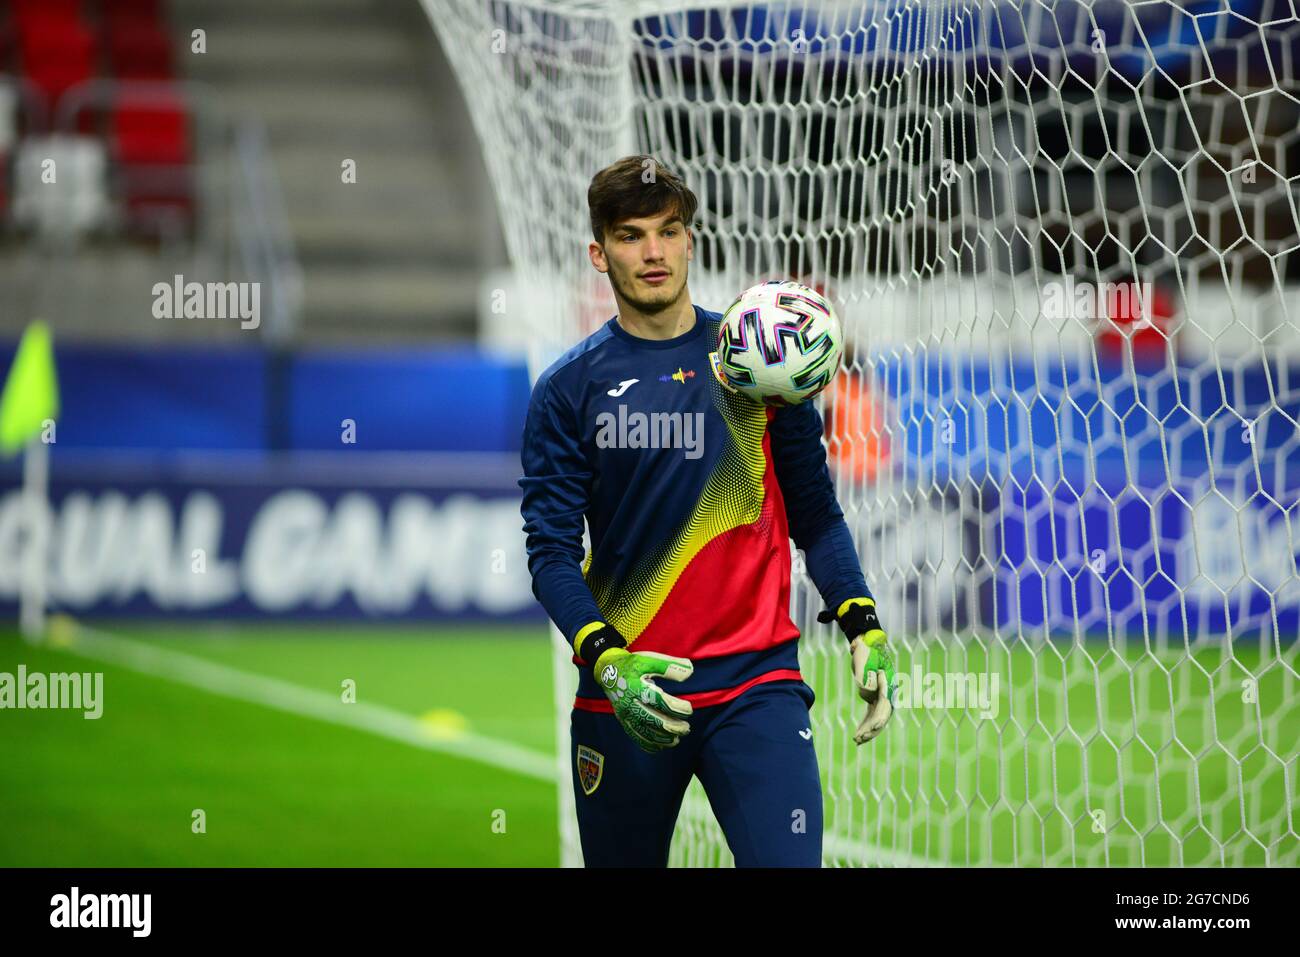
709, 351, 737, 393
577, 745, 604, 795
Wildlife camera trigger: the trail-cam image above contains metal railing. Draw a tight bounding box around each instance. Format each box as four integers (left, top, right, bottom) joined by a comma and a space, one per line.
231, 118, 302, 345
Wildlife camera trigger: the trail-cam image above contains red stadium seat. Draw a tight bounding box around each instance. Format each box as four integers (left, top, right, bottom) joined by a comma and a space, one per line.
121, 171, 196, 237
3, 0, 191, 235
111, 95, 189, 166
18, 14, 96, 105
25, 54, 95, 107
110, 92, 195, 236
12, 0, 84, 23
14, 11, 86, 53
106, 19, 174, 79
12, 0, 83, 11
0, 10, 15, 76
101, 0, 165, 23
17, 13, 93, 52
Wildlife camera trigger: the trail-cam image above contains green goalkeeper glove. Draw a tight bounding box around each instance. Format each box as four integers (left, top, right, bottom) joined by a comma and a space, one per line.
818, 597, 897, 745
575, 623, 694, 753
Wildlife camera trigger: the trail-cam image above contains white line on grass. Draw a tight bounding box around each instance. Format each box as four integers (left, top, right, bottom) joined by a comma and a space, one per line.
55, 623, 936, 867
64, 624, 556, 783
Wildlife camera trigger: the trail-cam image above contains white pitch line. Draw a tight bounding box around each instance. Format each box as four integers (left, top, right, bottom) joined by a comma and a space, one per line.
64, 625, 557, 784
56, 624, 938, 867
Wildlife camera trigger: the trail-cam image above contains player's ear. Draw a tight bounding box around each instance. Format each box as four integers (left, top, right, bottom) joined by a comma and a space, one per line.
588, 240, 608, 274
686, 226, 694, 261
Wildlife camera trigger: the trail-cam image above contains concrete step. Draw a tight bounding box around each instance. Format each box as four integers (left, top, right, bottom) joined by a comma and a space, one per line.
273, 149, 470, 211
161, 0, 492, 344
172, 20, 427, 84
292, 225, 475, 270
299, 264, 477, 328
169, 0, 388, 26
199, 82, 442, 146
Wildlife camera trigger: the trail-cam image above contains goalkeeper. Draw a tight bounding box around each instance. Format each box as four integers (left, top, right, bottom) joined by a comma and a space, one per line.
519, 155, 896, 867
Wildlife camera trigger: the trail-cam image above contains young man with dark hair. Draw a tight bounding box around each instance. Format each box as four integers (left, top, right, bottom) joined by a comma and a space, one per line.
519, 154, 896, 867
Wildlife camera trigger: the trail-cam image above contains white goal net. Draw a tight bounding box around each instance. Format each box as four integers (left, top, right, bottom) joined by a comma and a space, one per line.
427, 0, 1300, 866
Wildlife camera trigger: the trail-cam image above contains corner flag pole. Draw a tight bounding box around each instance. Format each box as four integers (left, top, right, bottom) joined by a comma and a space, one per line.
0, 321, 60, 642
20, 436, 49, 640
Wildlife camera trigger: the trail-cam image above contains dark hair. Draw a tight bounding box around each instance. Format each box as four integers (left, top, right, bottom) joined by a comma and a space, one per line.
588, 155, 699, 244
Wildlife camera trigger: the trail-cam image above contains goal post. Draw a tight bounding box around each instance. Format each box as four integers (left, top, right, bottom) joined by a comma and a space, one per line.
426, 0, 1300, 866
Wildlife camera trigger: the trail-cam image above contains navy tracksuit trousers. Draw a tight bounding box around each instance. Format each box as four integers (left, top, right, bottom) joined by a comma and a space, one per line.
570, 680, 823, 867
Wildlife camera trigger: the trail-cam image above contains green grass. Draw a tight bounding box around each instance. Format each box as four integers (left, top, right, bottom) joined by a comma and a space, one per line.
803, 634, 1300, 867
0, 623, 559, 866
1, 621, 1295, 867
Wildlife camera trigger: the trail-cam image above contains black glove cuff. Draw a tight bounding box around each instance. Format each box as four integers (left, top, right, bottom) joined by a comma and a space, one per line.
576, 624, 627, 666
817, 601, 883, 642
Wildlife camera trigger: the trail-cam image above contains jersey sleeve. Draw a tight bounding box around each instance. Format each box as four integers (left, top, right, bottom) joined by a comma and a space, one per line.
768, 398, 873, 611
518, 372, 605, 643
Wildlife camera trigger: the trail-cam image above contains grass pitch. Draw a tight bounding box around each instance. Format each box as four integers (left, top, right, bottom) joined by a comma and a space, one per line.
1, 621, 1295, 867
0, 624, 558, 867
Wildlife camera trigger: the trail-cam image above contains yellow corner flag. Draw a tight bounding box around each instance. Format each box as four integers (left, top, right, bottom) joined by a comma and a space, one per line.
0, 320, 60, 457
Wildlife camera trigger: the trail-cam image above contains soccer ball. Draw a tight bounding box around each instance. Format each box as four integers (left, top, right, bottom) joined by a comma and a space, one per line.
710, 279, 844, 406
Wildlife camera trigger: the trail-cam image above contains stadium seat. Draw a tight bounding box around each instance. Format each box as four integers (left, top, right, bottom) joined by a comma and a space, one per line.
110, 93, 196, 236
11, 133, 109, 236
101, 0, 165, 23
111, 95, 190, 166
106, 18, 175, 80
0, 15, 14, 77
18, 13, 96, 109
12, 0, 84, 14
14, 6, 89, 48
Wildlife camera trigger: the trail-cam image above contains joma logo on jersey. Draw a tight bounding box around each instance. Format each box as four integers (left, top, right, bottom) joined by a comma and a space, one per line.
595, 404, 705, 460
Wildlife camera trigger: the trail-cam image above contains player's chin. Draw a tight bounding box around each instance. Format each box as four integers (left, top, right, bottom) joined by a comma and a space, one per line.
640, 278, 685, 304
626, 287, 682, 313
